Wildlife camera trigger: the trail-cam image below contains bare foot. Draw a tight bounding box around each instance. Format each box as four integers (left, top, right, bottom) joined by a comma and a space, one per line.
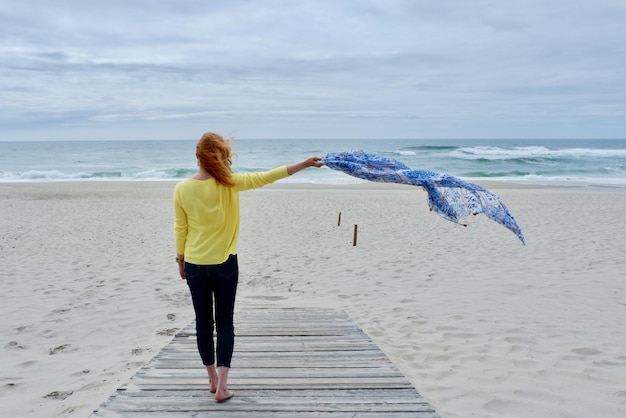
209, 382, 217, 394
215, 390, 234, 402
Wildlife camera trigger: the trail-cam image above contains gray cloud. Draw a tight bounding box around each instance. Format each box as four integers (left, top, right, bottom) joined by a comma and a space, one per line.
1, 0, 624, 140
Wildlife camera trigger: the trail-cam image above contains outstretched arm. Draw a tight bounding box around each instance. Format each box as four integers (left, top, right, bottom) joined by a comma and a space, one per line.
287, 156, 324, 175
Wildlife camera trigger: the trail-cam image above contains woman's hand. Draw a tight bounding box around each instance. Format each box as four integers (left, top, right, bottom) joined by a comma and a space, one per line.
176, 254, 185, 280
287, 156, 324, 175
306, 156, 324, 168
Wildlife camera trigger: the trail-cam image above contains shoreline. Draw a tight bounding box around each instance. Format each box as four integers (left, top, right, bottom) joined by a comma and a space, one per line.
2, 178, 626, 192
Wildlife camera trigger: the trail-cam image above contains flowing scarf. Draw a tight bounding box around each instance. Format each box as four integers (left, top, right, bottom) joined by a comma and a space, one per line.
322, 150, 525, 245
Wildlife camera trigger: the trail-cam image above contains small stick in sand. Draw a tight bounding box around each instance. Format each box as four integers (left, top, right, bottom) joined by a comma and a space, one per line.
338, 212, 342, 226
353, 224, 358, 246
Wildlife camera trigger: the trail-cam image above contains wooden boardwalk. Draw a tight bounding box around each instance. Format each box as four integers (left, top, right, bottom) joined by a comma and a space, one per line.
91, 307, 440, 417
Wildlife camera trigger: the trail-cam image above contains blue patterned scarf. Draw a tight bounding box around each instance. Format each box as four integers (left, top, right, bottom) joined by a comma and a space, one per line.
322, 150, 525, 245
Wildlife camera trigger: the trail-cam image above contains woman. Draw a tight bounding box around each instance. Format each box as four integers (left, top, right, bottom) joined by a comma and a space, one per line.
173, 132, 323, 402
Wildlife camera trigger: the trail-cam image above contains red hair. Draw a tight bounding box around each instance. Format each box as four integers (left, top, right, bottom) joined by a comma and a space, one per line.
196, 132, 236, 187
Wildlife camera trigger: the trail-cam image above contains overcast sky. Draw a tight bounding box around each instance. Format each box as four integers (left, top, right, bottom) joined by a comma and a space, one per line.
1, 0, 625, 141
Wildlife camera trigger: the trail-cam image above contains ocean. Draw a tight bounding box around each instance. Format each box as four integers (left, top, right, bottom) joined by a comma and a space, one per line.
1, 138, 625, 186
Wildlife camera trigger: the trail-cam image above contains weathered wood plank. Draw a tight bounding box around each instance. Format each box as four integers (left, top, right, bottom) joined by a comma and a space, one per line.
111, 388, 425, 399
129, 378, 413, 389
98, 390, 437, 413
91, 307, 440, 417
93, 412, 440, 418
137, 366, 403, 377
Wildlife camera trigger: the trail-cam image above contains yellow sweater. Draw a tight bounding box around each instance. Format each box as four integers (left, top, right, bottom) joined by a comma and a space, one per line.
174, 166, 289, 265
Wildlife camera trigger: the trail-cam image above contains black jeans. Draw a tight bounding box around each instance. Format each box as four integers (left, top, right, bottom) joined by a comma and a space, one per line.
185, 254, 238, 368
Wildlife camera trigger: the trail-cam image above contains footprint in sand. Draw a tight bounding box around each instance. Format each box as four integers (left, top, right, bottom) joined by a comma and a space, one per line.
70, 369, 91, 377
1, 382, 20, 395
572, 347, 602, 356
49, 344, 77, 355
44, 390, 73, 400
157, 328, 178, 336
5, 341, 27, 350
51, 308, 71, 315
18, 361, 37, 369
14, 325, 33, 334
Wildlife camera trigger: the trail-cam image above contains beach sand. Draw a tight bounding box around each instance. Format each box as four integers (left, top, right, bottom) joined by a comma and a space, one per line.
1, 181, 625, 417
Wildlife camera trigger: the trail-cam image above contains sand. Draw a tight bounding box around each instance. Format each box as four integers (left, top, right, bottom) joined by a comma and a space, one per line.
1, 181, 625, 418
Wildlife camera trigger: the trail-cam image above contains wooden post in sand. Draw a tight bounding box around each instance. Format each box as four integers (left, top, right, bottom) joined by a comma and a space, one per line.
338, 211, 342, 226
353, 224, 358, 246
